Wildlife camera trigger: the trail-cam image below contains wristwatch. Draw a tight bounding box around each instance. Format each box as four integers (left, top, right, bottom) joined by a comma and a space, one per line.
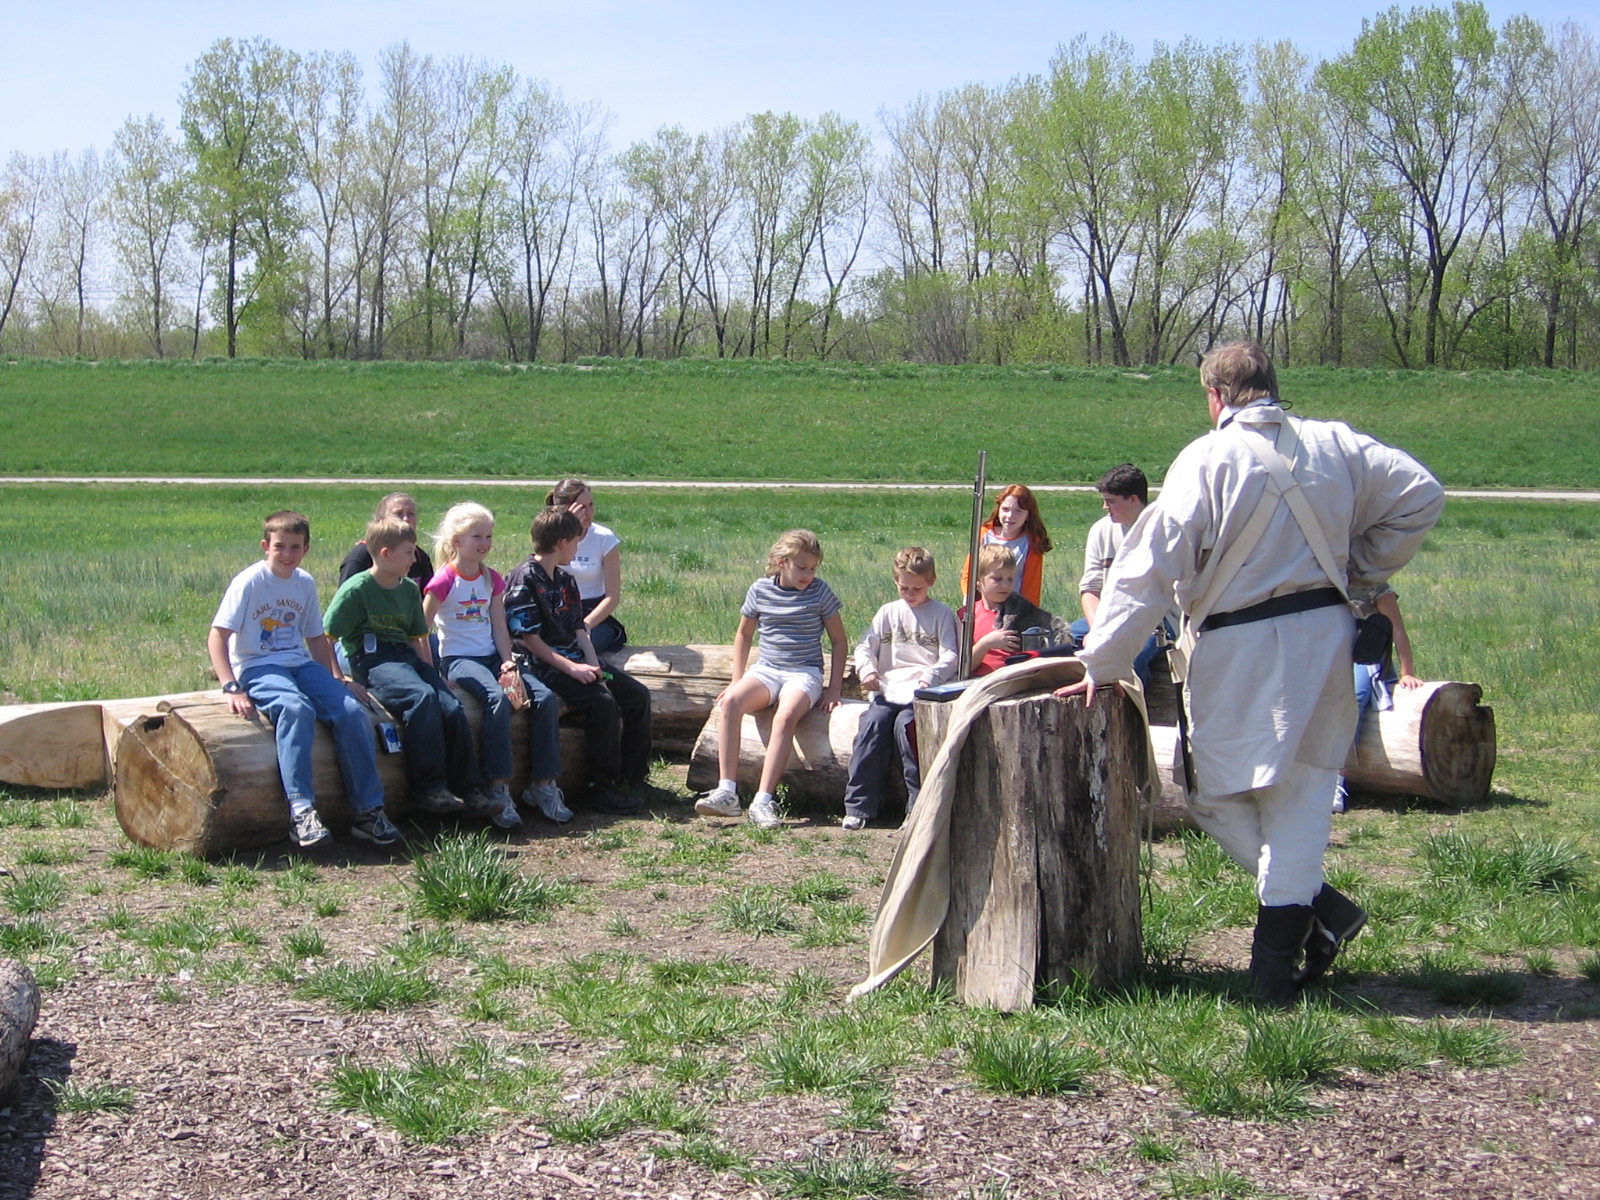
222, 681, 243, 695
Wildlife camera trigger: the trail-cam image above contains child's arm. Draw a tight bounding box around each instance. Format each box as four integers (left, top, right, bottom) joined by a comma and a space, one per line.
1375, 591, 1421, 687
206, 626, 255, 717
575, 626, 600, 668
490, 592, 517, 677
411, 635, 435, 668
310, 633, 376, 707
929, 606, 960, 686
820, 611, 847, 712
516, 630, 603, 684
583, 547, 623, 633
717, 615, 759, 705
854, 610, 884, 692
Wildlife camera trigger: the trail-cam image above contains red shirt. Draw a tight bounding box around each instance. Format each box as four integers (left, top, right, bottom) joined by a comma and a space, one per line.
971, 602, 1010, 675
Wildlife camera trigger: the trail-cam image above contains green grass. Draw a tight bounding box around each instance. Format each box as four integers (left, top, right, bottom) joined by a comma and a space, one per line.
411, 831, 579, 922
762, 1147, 918, 1200
328, 1039, 555, 1143
3, 359, 1598, 487
295, 961, 441, 1011
1, 868, 68, 916
964, 1029, 1102, 1095
45, 1078, 138, 1114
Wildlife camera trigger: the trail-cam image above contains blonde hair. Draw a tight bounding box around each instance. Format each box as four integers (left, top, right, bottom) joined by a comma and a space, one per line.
432, 502, 495, 565
894, 546, 936, 579
365, 517, 417, 555
977, 543, 1018, 578
766, 529, 823, 577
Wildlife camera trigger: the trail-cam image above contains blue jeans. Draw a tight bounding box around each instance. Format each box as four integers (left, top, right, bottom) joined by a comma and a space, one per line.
238, 660, 386, 816
844, 696, 919, 820
354, 645, 482, 797
1070, 616, 1171, 690
442, 653, 562, 782
580, 596, 627, 654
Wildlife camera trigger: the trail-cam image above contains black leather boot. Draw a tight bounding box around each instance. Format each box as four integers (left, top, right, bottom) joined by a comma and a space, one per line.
1295, 886, 1368, 988
1249, 903, 1314, 1007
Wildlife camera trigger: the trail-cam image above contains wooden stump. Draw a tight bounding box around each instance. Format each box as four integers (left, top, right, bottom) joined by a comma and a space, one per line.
113, 696, 589, 856
0, 959, 41, 1104
916, 693, 1145, 1010
685, 700, 895, 808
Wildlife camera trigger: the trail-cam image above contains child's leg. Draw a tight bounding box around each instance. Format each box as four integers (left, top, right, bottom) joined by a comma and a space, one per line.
416, 656, 482, 797
540, 670, 621, 786
238, 663, 320, 816
521, 670, 562, 785
892, 701, 920, 808
290, 661, 386, 814
715, 675, 776, 785
843, 695, 898, 821
444, 654, 513, 783
757, 686, 818, 797
605, 668, 653, 785
364, 654, 452, 794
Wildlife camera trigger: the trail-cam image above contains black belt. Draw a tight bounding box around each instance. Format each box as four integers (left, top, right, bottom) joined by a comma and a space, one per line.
1199, 586, 1346, 633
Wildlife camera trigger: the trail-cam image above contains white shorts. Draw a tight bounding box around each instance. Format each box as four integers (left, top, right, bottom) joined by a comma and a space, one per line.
745, 662, 824, 707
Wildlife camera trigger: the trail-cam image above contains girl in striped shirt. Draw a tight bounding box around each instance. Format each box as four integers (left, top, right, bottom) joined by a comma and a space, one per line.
694, 529, 847, 829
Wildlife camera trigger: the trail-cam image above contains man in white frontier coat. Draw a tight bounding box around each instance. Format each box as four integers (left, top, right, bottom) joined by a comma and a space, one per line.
1058, 342, 1444, 1004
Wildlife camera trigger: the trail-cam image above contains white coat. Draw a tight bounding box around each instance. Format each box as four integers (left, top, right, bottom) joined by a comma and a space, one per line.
1075, 400, 1445, 797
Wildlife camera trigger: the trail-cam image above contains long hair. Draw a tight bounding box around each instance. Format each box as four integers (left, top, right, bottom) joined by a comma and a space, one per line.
985, 484, 1053, 554
432, 502, 495, 566
545, 478, 589, 509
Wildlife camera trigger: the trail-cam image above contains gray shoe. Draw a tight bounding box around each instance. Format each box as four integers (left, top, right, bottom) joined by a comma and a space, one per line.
291, 808, 331, 848
521, 782, 573, 824
483, 783, 523, 830
350, 809, 401, 846
694, 786, 741, 818
418, 787, 467, 814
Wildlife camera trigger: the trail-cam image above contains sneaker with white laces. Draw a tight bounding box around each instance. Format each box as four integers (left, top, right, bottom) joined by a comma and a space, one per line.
521, 782, 573, 824
291, 808, 332, 848
350, 808, 401, 846
747, 794, 782, 829
694, 786, 742, 818
483, 783, 522, 830
841, 815, 867, 831
418, 787, 467, 814
1331, 779, 1348, 815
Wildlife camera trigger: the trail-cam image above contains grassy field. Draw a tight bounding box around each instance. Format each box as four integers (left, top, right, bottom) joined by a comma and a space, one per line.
2, 357, 1598, 486
2, 366, 1599, 1194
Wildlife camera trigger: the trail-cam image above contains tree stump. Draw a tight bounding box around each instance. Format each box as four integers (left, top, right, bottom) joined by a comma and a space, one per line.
0, 959, 40, 1105
685, 700, 895, 809
915, 692, 1146, 1010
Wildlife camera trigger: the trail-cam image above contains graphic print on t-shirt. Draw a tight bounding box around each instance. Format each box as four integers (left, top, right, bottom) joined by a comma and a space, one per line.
252, 600, 305, 652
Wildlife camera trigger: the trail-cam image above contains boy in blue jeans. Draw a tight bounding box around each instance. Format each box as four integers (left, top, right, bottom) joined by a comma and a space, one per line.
324, 517, 484, 816
207, 511, 400, 848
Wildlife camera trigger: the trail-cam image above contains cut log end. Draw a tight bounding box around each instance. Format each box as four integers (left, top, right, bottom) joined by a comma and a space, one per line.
1418, 683, 1497, 806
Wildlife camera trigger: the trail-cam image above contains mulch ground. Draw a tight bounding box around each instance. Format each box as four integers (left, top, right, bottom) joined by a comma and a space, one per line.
3, 783, 1598, 1200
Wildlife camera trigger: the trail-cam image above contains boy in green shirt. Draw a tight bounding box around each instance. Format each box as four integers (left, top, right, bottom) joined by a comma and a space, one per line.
324, 517, 482, 814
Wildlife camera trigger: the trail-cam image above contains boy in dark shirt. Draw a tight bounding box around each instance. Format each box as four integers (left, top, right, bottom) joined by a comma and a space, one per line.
504, 507, 652, 813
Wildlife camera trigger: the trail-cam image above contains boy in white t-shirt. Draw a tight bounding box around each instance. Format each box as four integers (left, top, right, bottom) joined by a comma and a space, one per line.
206, 511, 400, 848
841, 547, 958, 830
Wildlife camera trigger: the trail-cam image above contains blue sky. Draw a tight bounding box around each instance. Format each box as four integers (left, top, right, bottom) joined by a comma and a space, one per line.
2, 0, 1590, 156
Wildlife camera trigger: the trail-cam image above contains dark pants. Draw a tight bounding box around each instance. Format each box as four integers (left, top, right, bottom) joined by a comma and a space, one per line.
536, 663, 652, 787
580, 596, 628, 654
355, 644, 482, 797
843, 696, 919, 820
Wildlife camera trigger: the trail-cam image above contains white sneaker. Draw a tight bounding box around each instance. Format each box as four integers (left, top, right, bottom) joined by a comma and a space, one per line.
747, 795, 782, 829
1332, 779, 1348, 815
841, 815, 867, 831
522, 782, 573, 824
694, 786, 742, 818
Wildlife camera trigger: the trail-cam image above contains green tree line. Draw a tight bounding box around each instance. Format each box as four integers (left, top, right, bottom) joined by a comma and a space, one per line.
0, 3, 1595, 368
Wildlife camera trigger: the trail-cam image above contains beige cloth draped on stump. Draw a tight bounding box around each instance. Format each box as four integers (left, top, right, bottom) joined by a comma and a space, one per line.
850, 655, 1161, 1000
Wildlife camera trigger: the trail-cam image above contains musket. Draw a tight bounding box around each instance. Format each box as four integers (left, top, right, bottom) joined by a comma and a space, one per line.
957, 450, 987, 678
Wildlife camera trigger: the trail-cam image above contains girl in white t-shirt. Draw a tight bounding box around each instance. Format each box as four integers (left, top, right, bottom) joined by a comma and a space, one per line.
423, 503, 569, 827
547, 478, 627, 652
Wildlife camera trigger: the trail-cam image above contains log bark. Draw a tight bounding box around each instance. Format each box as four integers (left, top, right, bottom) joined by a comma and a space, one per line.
916, 693, 1145, 1009
1144, 680, 1497, 824
0, 959, 41, 1104
685, 700, 897, 809
113, 696, 589, 856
